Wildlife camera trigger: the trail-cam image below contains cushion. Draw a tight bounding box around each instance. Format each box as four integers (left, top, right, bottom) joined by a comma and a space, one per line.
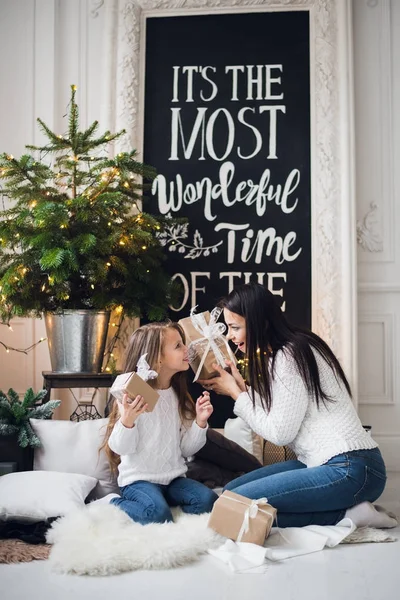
187, 458, 245, 489
0, 471, 97, 522
30, 418, 119, 500
224, 417, 264, 463
189, 428, 262, 489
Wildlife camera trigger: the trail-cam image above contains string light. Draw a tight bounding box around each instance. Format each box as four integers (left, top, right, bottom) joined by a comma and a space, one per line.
102, 311, 124, 374
0, 336, 47, 355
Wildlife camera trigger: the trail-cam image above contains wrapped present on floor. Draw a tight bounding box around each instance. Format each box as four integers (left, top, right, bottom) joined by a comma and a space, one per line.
109, 354, 159, 411
208, 490, 277, 546
178, 307, 236, 382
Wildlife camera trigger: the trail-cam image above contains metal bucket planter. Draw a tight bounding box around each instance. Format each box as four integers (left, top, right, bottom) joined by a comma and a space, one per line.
44, 310, 111, 373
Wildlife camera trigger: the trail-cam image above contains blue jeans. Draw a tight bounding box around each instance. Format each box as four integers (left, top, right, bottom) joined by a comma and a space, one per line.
111, 477, 218, 525
223, 448, 387, 527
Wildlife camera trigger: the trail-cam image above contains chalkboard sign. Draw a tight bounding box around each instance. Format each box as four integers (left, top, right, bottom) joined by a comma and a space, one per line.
143, 10, 311, 425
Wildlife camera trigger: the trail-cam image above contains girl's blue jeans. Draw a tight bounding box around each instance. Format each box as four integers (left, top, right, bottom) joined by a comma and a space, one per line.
223, 448, 387, 527
111, 477, 218, 525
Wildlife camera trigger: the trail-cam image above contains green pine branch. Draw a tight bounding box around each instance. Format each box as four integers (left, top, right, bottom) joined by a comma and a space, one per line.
0, 388, 60, 448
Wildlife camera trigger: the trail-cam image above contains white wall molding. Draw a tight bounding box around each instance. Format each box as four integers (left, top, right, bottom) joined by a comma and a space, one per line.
356, 0, 395, 264
356, 202, 383, 253
359, 283, 400, 293
90, 0, 105, 18
358, 313, 395, 405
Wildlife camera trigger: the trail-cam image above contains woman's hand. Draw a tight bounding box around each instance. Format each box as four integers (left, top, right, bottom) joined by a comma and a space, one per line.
225, 359, 247, 393
198, 362, 244, 400
195, 391, 213, 428
118, 393, 148, 428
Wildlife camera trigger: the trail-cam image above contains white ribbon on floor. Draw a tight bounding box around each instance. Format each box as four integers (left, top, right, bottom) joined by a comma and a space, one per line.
209, 518, 357, 573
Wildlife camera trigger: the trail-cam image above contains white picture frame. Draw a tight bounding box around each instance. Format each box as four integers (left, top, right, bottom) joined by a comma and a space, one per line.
101, 0, 357, 397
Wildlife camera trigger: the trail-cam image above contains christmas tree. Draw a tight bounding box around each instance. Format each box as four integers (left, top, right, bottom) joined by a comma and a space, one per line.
0, 85, 176, 325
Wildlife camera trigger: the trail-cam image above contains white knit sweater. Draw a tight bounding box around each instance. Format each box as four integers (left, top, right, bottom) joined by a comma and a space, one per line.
234, 348, 377, 467
108, 387, 207, 487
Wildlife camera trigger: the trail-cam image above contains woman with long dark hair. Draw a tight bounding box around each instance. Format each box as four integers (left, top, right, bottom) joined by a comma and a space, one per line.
199, 283, 397, 529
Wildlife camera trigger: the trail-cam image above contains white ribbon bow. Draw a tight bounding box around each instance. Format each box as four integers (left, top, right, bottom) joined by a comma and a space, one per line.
188, 306, 234, 381
136, 353, 158, 382
223, 496, 270, 542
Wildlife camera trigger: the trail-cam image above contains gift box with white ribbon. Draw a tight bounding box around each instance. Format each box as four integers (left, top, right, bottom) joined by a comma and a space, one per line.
109, 372, 159, 412
208, 490, 277, 546
178, 307, 236, 382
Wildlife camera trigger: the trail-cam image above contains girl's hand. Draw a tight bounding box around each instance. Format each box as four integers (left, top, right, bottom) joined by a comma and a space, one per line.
195, 391, 213, 428
198, 363, 244, 400
118, 393, 148, 428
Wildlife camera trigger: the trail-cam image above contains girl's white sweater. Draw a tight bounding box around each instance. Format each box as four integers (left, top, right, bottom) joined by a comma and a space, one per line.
234, 348, 377, 467
108, 387, 207, 487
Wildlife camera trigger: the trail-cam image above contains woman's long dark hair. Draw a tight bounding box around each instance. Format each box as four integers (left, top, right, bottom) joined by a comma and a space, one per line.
219, 283, 352, 412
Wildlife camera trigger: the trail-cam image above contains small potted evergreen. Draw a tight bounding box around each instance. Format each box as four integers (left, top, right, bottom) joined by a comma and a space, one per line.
0, 388, 60, 471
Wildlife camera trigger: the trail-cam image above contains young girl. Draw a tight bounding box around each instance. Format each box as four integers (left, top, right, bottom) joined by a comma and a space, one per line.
101, 321, 218, 525
199, 283, 397, 529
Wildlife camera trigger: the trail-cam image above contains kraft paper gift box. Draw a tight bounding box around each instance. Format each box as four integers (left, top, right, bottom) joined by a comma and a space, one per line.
178, 308, 236, 382
110, 372, 159, 412
208, 490, 277, 546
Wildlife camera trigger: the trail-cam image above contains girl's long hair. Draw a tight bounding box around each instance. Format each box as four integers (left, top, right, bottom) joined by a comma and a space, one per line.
219, 283, 352, 412
100, 321, 196, 473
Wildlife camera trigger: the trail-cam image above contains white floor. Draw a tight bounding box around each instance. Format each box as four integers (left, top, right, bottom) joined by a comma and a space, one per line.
2, 475, 400, 600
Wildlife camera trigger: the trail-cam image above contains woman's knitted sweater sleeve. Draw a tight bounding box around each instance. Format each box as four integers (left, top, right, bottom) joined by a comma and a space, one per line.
233, 352, 309, 446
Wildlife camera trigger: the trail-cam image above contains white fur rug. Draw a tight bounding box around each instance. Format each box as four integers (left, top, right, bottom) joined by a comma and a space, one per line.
46, 504, 397, 576
47, 504, 223, 575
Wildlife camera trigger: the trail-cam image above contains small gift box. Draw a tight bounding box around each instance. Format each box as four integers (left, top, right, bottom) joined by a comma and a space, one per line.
208, 490, 277, 546
178, 308, 236, 382
110, 357, 160, 413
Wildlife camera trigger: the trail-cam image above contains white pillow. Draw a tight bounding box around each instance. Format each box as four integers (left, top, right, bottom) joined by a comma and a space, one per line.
30, 418, 119, 499
0, 471, 97, 522
224, 417, 264, 464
